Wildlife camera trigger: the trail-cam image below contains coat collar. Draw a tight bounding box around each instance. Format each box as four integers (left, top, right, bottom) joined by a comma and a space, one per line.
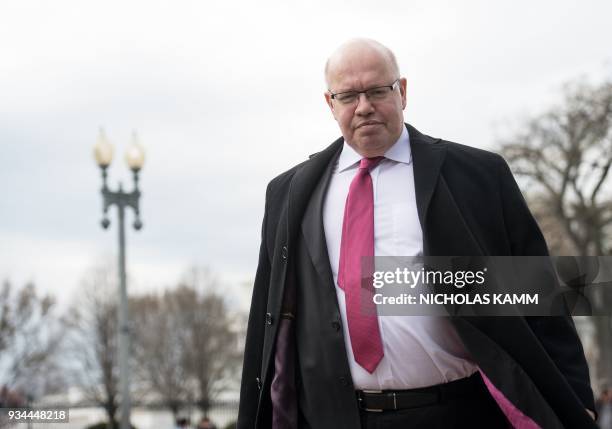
287, 123, 447, 238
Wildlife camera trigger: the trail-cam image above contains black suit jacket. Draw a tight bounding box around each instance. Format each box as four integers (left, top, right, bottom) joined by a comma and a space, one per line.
238, 124, 596, 428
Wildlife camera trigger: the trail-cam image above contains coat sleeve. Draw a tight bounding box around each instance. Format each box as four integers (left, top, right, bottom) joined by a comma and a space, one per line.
495, 154, 596, 413
237, 183, 273, 429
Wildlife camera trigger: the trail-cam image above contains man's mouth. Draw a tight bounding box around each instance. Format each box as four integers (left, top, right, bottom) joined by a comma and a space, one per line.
356, 121, 383, 129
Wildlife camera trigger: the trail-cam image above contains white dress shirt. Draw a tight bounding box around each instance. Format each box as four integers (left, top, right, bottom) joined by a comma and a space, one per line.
322, 126, 478, 390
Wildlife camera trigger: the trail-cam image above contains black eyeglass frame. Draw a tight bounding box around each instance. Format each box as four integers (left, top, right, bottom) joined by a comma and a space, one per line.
329, 78, 400, 101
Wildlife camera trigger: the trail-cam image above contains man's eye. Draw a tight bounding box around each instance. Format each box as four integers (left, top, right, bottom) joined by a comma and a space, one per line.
337, 93, 358, 102
368, 88, 388, 97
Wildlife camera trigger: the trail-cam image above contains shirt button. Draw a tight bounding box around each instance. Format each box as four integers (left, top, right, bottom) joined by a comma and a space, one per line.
331, 320, 341, 331
339, 376, 350, 387
265, 313, 274, 325
282, 245, 288, 260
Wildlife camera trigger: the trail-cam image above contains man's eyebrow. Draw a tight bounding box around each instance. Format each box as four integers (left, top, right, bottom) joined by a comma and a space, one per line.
333, 82, 392, 93
333, 88, 357, 94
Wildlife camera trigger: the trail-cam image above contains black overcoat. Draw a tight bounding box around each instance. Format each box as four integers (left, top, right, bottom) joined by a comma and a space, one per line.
237, 124, 596, 429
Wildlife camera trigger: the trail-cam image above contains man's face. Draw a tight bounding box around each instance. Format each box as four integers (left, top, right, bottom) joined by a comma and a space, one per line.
325, 49, 407, 157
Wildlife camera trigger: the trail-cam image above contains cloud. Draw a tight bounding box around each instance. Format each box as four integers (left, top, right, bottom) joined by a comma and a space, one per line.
1, 0, 611, 307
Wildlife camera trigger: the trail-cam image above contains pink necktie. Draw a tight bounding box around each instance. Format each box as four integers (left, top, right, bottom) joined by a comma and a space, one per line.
337, 157, 384, 373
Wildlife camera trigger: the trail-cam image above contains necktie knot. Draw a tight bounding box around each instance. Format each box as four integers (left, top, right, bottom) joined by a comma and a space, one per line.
359, 156, 384, 171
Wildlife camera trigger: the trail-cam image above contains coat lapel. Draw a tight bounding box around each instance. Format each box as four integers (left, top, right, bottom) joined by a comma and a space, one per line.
300, 149, 341, 290
407, 123, 447, 232
287, 138, 344, 251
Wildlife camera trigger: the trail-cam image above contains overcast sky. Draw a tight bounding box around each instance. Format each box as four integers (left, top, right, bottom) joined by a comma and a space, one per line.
1, 0, 611, 311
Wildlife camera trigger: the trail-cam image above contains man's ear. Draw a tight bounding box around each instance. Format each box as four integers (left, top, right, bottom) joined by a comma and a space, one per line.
399, 77, 407, 110
324, 91, 338, 121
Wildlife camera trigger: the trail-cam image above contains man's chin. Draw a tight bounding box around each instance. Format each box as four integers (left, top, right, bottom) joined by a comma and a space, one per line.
351, 137, 391, 157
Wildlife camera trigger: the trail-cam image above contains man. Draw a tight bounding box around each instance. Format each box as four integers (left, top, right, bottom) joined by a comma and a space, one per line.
238, 39, 596, 428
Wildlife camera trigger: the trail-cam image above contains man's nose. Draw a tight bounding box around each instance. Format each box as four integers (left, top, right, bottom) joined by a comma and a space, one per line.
354, 92, 375, 115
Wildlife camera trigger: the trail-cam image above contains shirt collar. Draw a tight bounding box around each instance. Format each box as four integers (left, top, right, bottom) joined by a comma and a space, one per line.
337, 125, 412, 173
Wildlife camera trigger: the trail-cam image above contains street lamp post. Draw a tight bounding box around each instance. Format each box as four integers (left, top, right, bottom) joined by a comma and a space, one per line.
93, 129, 145, 429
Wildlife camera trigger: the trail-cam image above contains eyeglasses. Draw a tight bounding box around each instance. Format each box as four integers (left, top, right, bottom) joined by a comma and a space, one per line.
329, 79, 400, 105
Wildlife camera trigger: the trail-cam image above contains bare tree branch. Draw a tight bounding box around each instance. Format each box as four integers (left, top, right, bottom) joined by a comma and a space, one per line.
499, 76, 612, 387
0, 280, 64, 400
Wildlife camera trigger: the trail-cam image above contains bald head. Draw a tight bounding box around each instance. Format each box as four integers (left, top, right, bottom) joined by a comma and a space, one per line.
324, 38, 400, 88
